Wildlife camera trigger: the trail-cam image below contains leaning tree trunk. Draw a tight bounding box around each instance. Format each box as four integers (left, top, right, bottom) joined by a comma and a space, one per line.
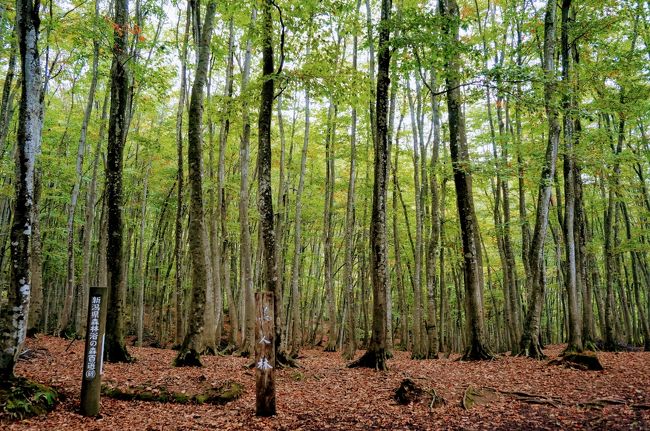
104, 0, 132, 363
349, 0, 391, 371
440, 0, 493, 361
519, 0, 560, 359
174, 0, 218, 367
0, 0, 42, 379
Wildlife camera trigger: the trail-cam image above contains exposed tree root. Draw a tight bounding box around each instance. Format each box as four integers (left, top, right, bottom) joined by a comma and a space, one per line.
462, 386, 500, 409
461, 343, 496, 361
277, 349, 300, 368
347, 348, 388, 370
518, 339, 546, 360
464, 386, 649, 412
550, 352, 604, 371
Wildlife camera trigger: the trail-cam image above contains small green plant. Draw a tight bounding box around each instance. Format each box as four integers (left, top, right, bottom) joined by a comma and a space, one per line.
1, 377, 59, 420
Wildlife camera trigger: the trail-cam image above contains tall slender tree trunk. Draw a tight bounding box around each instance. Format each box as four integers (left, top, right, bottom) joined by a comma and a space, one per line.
174, 3, 190, 346
440, 0, 494, 361
105, 0, 132, 363
342, 2, 361, 359
239, 9, 256, 356
0, 0, 42, 379
519, 0, 560, 359
560, 0, 583, 353
174, 0, 218, 366
349, 0, 391, 371
258, 0, 282, 366
323, 101, 337, 352
407, 84, 424, 360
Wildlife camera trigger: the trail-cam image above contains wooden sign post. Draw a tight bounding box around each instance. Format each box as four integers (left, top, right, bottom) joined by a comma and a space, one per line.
255, 291, 276, 416
80, 287, 108, 416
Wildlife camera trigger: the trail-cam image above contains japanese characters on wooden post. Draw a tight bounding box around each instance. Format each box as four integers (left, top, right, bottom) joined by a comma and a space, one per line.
255, 291, 276, 416
80, 287, 108, 416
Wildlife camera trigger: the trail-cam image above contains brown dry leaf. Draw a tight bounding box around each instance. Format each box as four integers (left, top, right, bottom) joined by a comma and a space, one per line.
1, 337, 648, 430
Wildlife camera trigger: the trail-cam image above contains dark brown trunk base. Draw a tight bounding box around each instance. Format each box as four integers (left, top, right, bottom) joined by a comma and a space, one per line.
348, 348, 388, 370
106, 339, 133, 363
519, 337, 546, 360
462, 342, 496, 361
174, 348, 202, 367
276, 349, 300, 369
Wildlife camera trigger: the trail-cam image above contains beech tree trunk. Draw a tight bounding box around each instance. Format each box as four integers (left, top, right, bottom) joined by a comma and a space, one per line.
239, 9, 256, 355
560, 0, 583, 353
349, 0, 391, 371
342, 1, 360, 359
290, 65, 310, 357
440, 0, 493, 361
0, 0, 42, 379
258, 0, 282, 363
174, 0, 217, 366
323, 101, 337, 352
519, 0, 560, 359
105, 0, 131, 363
174, 3, 190, 346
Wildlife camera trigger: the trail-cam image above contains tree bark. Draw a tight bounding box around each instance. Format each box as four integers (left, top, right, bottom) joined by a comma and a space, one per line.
440, 0, 494, 361
560, 0, 583, 353
174, 0, 218, 366
349, 0, 391, 371
0, 0, 42, 379
239, 9, 256, 356
519, 0, 561, 359
105, 0, 132, 363
258, 0, 282, 363
323, 101, 337, 352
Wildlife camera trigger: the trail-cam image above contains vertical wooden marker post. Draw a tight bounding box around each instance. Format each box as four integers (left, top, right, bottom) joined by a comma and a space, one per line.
255, 291, 276, 416
80, 287, 108, 416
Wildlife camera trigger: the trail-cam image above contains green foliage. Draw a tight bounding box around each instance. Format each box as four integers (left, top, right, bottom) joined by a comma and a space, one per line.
0, 378, 59, 420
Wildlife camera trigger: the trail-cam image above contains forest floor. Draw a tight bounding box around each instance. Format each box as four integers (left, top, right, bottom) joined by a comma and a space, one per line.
3, 336, 649, 430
